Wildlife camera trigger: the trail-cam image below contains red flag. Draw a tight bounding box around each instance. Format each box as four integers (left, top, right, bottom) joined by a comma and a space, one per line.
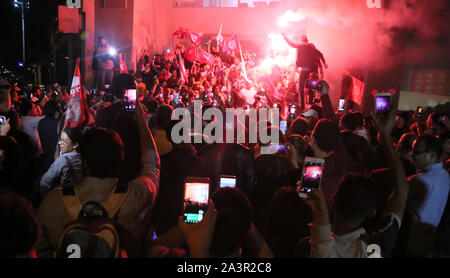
184, 47, 199, 63
179, 54, 188, 83
349, 75, 365, 106
198, 48, 216, 65
119, 53, 128, 74
189, 32, 203, 46
173, 27, 189, 40
64, 58, 94, 128
222, 34, 239, 52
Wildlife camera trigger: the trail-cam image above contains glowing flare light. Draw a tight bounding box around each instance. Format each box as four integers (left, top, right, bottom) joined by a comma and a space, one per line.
278, 9, 307, 28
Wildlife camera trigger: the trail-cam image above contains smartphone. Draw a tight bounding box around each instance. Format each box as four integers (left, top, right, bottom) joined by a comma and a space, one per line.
219, 175, 237, 189
290, 104, 296, 115
104, 84, 110, 89
124, 89, 137, 112
183, 177, 210, 224
306, 80, 322, 90
0, 116, 6, 125
298, 157, 325, 198
338, 99, 345, 111
280, 120, 287, 135
374, 92, 391, 118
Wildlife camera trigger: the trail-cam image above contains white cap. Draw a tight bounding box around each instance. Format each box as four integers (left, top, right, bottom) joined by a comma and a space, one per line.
302, 109, 319, 120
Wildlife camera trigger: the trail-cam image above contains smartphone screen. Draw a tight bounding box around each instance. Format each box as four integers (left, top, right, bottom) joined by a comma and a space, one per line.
280, 120, 287, 135
219, 176, 236, 189
299, 158, 325, 198
124, 89, 137, 112
0, 116, 6, 125
375, 93, 391, 114
184, 178, 210, 223
306, 80, 322, 90
338, 99, 345, 111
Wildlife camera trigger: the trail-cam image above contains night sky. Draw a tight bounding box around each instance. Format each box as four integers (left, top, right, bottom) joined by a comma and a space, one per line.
0, 0, 50, 68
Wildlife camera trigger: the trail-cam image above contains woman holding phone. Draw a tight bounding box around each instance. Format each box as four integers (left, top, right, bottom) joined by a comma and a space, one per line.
40, 127, 84, 197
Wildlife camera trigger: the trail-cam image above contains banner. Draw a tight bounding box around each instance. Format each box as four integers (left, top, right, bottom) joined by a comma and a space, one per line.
64, 58, 94, 128
216, 23, 224, 45
198, 48, 216, 65
173, 27, 189, 40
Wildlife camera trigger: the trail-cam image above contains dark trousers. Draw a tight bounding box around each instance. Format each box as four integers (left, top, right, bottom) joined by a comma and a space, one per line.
298, 70, 312, 108
96, 69, 114, 90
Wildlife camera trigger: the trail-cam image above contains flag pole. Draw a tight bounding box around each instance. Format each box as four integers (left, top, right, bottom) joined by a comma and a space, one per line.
237, 35, 251, 83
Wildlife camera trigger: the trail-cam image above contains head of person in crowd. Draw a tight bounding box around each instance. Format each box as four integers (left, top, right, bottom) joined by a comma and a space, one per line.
0, 189, 40, 258
209, 188, 253, 258
290, 117, 309, 137
333, 173, 378, 232
0, 79, 12, 113
43, 100, 61, 120
19, 100, 40, 117
395, 112, 411, 130
265, 186, 312, 256
339, 111, 364, 132
97, 36, 107, 48
156, 104, 174, 130
58, 127, 83, 155
111, 73, 137, 101
426, 112, 447, 137
339, 130, 374, 174
301, 105, 321, 129
287, 134, 310, 164
397, 132, 417, 161
78, 128, 124, 179
410, 135, 444, 171
310, 119, 340, 158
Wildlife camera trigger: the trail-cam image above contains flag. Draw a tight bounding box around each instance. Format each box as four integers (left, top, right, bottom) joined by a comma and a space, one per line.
179, 54, 188, 83
189, 32, 203, 46
222, 34, 239, 52
173, 27, 189, 40
64, 58, 94, 128
198, 48, 216, 65
184, 46, 198, 63
119, 53, 128, 74
240, 61, 251, 83
216, 24, 224, 45
349, 75, 365, 106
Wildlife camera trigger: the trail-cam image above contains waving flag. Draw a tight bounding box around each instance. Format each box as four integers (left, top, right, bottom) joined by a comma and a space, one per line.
64, 58, 94, 128
198, 48, 216, 65
179, 54, 188, 83
173, 27, 189, 40
119, 53, 128, 74
189, 32, 203, 46
216, 24, 224, 45
349, 75, 365, 106
184, 46, 198, 63
222, 34, 239, 52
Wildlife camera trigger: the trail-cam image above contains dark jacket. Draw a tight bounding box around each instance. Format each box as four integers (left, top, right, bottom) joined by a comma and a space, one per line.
38, 116, 59, 171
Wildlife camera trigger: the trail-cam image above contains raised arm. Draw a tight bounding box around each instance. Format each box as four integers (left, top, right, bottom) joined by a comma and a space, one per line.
282, 33, 301, 49
373, 105, 409, 221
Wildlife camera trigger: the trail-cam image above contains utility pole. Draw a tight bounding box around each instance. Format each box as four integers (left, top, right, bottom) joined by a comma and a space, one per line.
13, 0, 30, 65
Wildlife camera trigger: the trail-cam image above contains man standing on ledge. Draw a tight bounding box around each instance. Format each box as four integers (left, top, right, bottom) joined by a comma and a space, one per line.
282, 33, 327, 109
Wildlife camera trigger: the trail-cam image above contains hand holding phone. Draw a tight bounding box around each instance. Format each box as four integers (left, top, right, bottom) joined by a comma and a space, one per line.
178, 199, 217, 257
183, 177, 210, 224
374, 92, 391, 119
124, 89, 137, 112
298, 157, 325, 199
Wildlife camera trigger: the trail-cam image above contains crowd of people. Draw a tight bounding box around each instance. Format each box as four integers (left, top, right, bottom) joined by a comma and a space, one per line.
0, 34, 449, 258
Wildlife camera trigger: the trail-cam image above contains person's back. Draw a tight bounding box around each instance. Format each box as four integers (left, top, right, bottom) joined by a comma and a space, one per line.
95, 74, 142, 181
37, 112, 160, 257
38, 100, 60, 171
